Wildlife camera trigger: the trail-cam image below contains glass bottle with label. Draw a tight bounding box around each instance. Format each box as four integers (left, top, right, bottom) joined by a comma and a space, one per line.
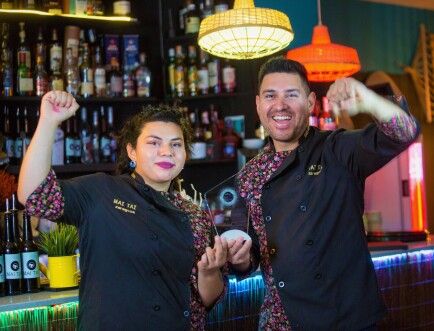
109, 57, 123, 97
21, 212, 40, 293
17, 52, 33, 96
1, 47, 14, 96
175, 45, 186, 97
49, 28, 62, 76
43, 0, 62, 14
99, 106, 111, 163
223, 119, 240, 159
22, 107, 31, 157
167, 48, 176, 97
13, 108, 22, 165
122, 70, 135, 97
208, 56, 221, 94
0, 229, 4, 296
22, 0, 36, 9
187, 45, 198, 97
2, 106, 14, 162
200, 0, 214, 19
4, 198, 22, 296
197, 50, 209, 95
93, 45, 106, 97
107, 106, 117, 163
80, 107, 93, 164
17, 22, 31, 70
190, 108, 206, 160
73, 116, 81, 163
64, 48, 79, 96
185, 2, 200, 35
80, 43, 94, 98
35, 27, 46, 67
91, 110, 100, 163
214, 0, 228, 13
113, 0, 131, 16
222, 59, 236, 93
135, 52, 151, 97
35, 55, 49, 97
64, 118, 76, 164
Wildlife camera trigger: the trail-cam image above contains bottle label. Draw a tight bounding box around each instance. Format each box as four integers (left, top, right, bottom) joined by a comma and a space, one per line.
168, 64, 175, 92
208, 62, 219, 88
95, 69, 106, 88
66, 38, 79, 58
22, 251, 40, 279
0, 255, 5, 282
197, 69, 209, 91
81, 135, 93, 163
36, 77, 49, 96
100, 137, 111, 157
137, 86, 150, 97
19, 77, 34, 92
51, 78, 64, 91
223, 67, 236, 91
188, 67, 198, 94
74, 138, 82, 157
5, 138, 14, 158
81, 82, 94, 96
186, 17, 200, 34
65, 137, 76, 157
5, 253, 21, 280
75, 0, 88, 15
175, 66, 185, 95
110, 77, 123, 93
50, 46, 62, 72
18, 51, 31, 68
1, 3, 13, 9
2, 68, 13, 89
14, 139, 23, 159
113, 1, 131, 15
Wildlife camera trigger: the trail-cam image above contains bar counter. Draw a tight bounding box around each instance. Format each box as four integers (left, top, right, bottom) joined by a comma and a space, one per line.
1, 237, 433, 330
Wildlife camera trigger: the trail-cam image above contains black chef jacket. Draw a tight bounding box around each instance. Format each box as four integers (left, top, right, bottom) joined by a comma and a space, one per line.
59, 173, 196, 331
247, 123, 420, 330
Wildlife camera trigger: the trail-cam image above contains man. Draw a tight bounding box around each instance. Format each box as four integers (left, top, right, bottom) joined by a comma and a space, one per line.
232, 58, 419, 330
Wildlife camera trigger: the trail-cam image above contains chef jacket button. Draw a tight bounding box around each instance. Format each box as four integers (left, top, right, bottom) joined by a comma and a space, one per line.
269, 248, 276, 256
299, 205, 307, 212
296, 174, 302, 181
315, 273, 322, 280
306, 240, 314, 246
264, 183, 270, 189
265, 215, 272, 223
278, 281, 285, 288
183, 310, 190, 317
152, 269, 160, 276
151, 233, 158, 240
153, 305, 161, 311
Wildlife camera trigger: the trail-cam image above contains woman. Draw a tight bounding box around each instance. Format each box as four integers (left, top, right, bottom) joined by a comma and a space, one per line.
17, 91, 228, 330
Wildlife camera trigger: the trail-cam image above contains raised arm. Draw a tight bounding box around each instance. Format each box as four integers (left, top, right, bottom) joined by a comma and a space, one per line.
17, 91, 79, 204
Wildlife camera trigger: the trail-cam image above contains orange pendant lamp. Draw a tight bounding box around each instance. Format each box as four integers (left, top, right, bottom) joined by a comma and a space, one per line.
286, 0, 361, 82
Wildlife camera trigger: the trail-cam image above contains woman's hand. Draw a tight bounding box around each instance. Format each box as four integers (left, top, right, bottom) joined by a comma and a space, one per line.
197, 236, 228, 276
40, 91, 80, 126
227, 237, 252, 272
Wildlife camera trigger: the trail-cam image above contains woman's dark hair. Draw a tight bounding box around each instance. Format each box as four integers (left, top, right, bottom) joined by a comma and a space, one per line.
116, 104, 193, 175
257, 57, 311, 94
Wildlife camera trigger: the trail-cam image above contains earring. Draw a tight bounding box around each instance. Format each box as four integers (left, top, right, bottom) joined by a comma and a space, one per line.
129, 160, 136, 169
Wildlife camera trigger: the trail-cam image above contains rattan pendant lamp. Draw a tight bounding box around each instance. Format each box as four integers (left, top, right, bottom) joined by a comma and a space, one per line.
286, 0, 361, 82
198, 0, 294, 60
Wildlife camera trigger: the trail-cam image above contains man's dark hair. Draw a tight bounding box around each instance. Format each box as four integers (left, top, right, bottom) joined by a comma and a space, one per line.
257, 57, 311, 94
116, 104, 193, 175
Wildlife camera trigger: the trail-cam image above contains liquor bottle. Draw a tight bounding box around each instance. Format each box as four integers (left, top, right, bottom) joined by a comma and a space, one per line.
49, 68, 64, 91
208, 56, 221, 94
63, 26, 80, 66
99, 106, 111, 163
64, 119, 76, 164
3, 198, 22, 296
22, 0, 36, 9
17, 22, 31, 70
0, 0, 13, 9
77, 29, 85, 67
17, 52, 33, 96
52, 124, 64, 165
200, 0, 214, 19
10, 194, 22, 246
187, 45, 198, 97
107, 106, 117, 163
93, 45, 106, 97
21, 212, 40, 293
0, 230, 5, 296
178, 0, 191, 34
167, 48, 176, 97
90, 0, 104, 15
34, 55, 49, 97
43, 0, 62, 14
135, 52, 151, 97
49, 28, 63, 75
108, 57, 123, 97
80, 107, 93, 164
201, 109, 212, 141
73, 116, 81, 163
190, 108, 206, 160
91, 110, 100, 163
2, 106, 14, 162
206, 111, 223, 160
75, 0, 87, 15
1, 48, 14, 96
80, 43, 94, 98
64, 48, 80, 96
35, 27, 46, 68
122, 70, 135, 97
13, 108, 22, 165
113, 0, 131, 16
22, 107, 31, 155
223, 119, 240, 159
197, 50, 209, 95
214, 0, 228, 13
222, 60, 236, 93
175, 45, 186, 97
185, 2, 200, 35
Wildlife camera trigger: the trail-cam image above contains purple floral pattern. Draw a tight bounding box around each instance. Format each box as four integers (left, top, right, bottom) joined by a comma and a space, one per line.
237, 144, 293, 330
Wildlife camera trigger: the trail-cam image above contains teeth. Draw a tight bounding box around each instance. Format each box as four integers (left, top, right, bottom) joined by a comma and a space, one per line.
272, 115, 292, 120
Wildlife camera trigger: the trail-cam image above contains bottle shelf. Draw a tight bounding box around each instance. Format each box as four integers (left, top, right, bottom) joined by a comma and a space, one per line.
166, 92, 250, 102
5, 159, 237, 175
0, 96, 158, 104
0, 9, 137, 23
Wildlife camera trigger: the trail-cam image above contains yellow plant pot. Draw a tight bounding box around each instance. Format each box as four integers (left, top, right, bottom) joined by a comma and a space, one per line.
48, 255, 78, 288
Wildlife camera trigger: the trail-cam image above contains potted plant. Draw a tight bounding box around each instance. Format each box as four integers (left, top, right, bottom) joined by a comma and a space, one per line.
37, 224, 79, 289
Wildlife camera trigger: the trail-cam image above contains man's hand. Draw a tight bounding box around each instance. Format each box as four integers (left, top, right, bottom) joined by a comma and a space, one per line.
227, 237, 252, 272
197, 236, 228, 276
326, 77, 378, 118
40, 91, 80, 126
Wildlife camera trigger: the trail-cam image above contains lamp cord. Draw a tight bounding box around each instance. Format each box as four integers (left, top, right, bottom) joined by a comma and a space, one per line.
317, 0, 322, 25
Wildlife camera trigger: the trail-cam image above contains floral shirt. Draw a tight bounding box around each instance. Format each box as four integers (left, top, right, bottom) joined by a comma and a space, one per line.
26, 170, 226, 330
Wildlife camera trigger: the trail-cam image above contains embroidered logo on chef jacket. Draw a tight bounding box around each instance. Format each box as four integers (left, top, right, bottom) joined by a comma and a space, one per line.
307, 164, 323, 176
113, 198, 137, 214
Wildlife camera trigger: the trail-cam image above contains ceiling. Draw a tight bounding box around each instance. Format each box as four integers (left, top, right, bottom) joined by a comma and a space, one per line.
361, 0, 434, 11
